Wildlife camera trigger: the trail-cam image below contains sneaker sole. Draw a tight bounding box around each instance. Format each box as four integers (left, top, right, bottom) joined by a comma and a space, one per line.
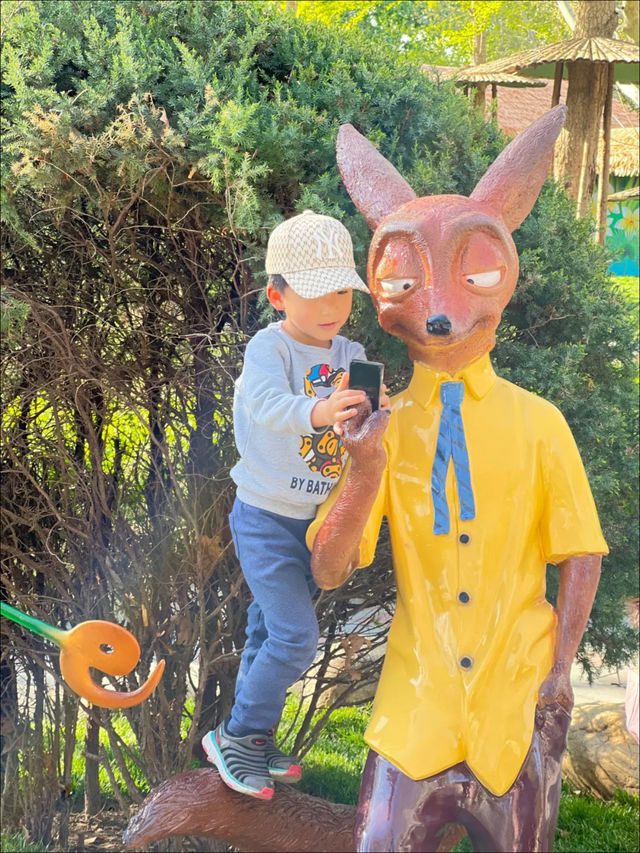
269, 764, 302, 783
202, 732, 274, 801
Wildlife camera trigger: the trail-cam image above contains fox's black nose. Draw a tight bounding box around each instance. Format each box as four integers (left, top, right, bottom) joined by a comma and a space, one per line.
427, 315, 452, 335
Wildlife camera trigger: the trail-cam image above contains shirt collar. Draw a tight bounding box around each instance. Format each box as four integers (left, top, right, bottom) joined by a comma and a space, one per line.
408, 353, 497, 408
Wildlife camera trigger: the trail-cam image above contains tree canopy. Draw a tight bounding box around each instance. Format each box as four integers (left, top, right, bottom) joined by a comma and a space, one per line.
286, 0, 569, 66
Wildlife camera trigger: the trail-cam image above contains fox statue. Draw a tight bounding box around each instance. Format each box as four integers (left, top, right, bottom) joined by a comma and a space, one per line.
308, 103, 607, 852
124, 106, 607, 853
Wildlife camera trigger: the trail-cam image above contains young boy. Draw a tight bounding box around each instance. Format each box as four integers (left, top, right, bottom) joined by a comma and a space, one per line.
202, 209, 386, 799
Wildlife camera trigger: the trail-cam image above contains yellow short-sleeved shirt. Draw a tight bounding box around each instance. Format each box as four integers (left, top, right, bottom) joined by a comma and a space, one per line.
307, 353, 608, 796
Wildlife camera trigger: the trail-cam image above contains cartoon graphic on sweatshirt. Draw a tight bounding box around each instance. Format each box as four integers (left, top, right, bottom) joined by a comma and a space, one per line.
299, 364, 346, 479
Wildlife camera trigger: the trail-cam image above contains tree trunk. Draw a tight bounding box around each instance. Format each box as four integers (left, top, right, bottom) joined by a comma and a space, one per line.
0, 649, 18, 780
472, 18, 487, 110
0, 651, 19, 824
618, 0, 639, 44
58, 692, 78, 850
553, 1, 618, 215
84, 711, 102, 816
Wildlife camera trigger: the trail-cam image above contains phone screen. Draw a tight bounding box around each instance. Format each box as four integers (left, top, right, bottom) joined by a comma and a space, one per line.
349, 359, 384, 412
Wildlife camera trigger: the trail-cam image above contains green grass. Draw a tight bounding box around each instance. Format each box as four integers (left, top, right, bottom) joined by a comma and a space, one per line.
279, 698, 640, 853
0, 832, 48, 853
280, 698, 370, 804
555, 788, 639, 853
610, 274, 639, 305
65, 697, 200, 803
69, 712, 148, 803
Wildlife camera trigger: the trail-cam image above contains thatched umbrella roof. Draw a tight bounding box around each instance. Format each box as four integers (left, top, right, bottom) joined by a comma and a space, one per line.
608, 186, 639, 201
424, 65, 547, 119
438, 68, 546, 88
458, 37, 639, 84
599, 127, 639, 177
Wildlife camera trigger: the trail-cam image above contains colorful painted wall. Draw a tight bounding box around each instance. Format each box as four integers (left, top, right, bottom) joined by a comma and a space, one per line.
599, 176, 639, 277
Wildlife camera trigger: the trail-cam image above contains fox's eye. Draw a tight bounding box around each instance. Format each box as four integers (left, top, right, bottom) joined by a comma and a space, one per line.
380, 278, 416, 296
464, 270, 501, 288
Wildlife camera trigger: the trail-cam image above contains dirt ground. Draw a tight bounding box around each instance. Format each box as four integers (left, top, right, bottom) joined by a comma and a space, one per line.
65, 809, 130, 852
53, 806, 229, 852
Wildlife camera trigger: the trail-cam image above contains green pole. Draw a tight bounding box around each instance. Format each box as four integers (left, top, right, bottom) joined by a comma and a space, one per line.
1, 601, 66, 645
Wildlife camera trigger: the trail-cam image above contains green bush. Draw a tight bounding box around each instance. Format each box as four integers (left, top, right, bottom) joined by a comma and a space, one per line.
0, 0, 508, 827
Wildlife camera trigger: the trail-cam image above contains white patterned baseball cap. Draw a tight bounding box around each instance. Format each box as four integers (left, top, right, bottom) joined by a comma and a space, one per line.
265, 209, 369, 298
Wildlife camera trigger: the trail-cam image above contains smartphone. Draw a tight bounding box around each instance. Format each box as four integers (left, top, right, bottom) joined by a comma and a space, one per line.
349, 359, 384, 412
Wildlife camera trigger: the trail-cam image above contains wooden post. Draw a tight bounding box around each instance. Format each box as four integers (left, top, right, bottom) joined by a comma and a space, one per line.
596, 62, 615, 244
491, 83, 498, 119
473, 82, 485, 109
576, 138, 590, 218
551, 61, 563, 107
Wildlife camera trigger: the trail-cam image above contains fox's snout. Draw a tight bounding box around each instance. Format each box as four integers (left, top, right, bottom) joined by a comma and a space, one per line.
426, 315, 452, 336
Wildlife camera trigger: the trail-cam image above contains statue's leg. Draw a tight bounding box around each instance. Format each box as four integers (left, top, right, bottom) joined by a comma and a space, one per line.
354, 706, 570, 853
463, 703, 571, 853
354, 750, 463, 852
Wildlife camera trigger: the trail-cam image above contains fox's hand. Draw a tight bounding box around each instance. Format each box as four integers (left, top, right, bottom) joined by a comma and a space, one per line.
311, 393, 389, 590
334, 371, 390, 467
337, 395, 389, 470
537, 668, 574, 713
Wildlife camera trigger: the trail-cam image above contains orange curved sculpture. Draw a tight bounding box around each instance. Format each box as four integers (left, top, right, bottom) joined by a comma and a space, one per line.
59, 619, 165, 708
1, 602, 164, 708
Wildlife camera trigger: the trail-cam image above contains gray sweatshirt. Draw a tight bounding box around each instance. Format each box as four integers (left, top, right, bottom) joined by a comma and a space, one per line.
230, 322, 366, 519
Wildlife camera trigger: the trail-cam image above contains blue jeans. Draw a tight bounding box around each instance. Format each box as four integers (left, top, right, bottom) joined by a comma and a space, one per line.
229, 498, 319, 733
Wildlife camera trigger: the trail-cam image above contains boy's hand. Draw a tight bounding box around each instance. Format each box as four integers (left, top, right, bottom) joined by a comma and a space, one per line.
310, 373, 366, 429
333, 378, 390, 437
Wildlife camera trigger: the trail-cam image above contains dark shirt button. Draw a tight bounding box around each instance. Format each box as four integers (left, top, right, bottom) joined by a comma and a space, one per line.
458, 591, 470, 604
460, 656, 473, 669
459, 533, 470, 544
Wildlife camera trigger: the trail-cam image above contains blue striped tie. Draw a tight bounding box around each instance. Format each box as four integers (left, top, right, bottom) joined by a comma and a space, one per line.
430, 381, 476, 535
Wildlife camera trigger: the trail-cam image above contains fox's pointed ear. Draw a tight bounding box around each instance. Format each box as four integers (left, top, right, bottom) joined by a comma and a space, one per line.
470, 105, 567, 232
337, 124, 416, 229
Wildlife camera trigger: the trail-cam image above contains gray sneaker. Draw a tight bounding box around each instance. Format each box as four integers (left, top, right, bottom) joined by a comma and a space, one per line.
265, 728, 302, 783
202, 720, 275, 800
